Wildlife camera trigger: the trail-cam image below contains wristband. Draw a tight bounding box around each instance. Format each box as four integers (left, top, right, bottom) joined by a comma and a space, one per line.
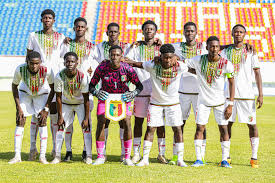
44, 107, 49, 112
228, 101, 234, 106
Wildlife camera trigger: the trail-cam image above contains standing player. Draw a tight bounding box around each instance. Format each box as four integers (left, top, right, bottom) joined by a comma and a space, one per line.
187, 36, 235, 168
95, 22, 131, 161
89, 45, 143, 166
60, 17, 98, 161
125, 20, 167, 164
221, 24, 263, 168
51, 52, 92, 164
170, 22, 208, 165
9, 51, 54, 164
125, 44, 188, 167
26, 9, 65, 159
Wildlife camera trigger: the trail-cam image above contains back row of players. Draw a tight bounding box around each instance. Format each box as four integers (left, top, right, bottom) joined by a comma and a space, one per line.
9, 9, 263, 168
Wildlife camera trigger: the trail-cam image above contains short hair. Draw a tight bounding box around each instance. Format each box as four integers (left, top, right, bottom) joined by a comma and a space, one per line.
27, 51, 41, 61
107, 22, 120, 31
232, 24, 246, 32
142, 20, 158, 31
206, 36, 220, 44
74, 17, 87, 25
64, 52, 78, 61
109, 45, 123, 53
41, 9, 55, 19
184, 22, 197, 30
160, 44, 175, 54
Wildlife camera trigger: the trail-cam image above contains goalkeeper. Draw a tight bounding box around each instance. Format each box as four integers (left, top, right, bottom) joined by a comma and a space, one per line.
89, 45, 143, 166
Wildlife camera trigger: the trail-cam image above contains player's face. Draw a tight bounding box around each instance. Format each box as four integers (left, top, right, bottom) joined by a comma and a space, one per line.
142, 24, 156, 40
184, 25, 197, 42
41, 14, 55, 29
110, 48, 122, 69
107, 26, 120, 42
74, 21, 87, 37
160, 53, 175, 69
232, 26, 246, 43
64, 55, 78, 73
27, 57, 41, 74
207, 40, 220, 57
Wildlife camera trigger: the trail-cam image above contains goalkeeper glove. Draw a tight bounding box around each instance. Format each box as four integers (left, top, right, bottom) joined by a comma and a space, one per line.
92, 90, 109, 101
121, 90, 138, 102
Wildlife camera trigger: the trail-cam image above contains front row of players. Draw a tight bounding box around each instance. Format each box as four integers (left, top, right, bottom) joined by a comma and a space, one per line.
9, 32, 262, 168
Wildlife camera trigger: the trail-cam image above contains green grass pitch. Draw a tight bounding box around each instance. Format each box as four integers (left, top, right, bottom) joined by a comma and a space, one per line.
0, 91, 274, 182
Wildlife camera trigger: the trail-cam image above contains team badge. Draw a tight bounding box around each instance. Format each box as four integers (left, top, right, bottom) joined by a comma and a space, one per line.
216, 69, 222, 77
248, 116, 253, 122
121, 75, 127, 82
105, 94, 126, 122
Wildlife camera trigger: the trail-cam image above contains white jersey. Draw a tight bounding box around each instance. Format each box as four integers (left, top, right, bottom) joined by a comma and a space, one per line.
96, 41, 130, 63
12, 63, 54, 96
126, 42, 161, 96
187, 55, 234, 106
143, 61, 188, 105
60, 40, 99, 79
172, 42, 207, 94
221, 47, 260, 99
27, 31, 65, 74
54, 69, 89, 105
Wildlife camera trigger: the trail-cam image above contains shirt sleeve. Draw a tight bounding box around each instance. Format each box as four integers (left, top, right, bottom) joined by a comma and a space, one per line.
186, 58, 195, 69
225, 60, 234, 78
142, 61, 154, 73
27, 33, 34, 50
81, 74, 89, 93
90, 64, 102, 86
127, 65, 140, 85
125, 45, 135, 61
54, 74, 63, 93
123, 43, 131, 56
12, 66, 22, 85
47, 68, 54, 85
178, 61, 188, 73
172, 43, 184, 60
251, 54, 260, 69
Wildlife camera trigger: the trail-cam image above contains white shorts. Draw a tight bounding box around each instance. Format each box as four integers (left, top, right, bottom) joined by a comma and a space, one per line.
179, 93, 198, 120
196, 103, 229, 125
19, 91, 48, 117
229, 100, 256, 125
133, 96, 150, 118
62, 104, 92, 130
147, 104, 183, 127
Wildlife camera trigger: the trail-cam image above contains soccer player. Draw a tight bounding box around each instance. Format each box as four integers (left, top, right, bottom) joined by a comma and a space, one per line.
89, 45, 143, 166
60, 17, 98, 161
26, 9, 65, 159
9, 51, 55, 164
188, 36, 235, 168
51, 52, 92, 164
95, 22, 131, 161
124, 44, 188, 167
221, 24, 263, 168
125, 20, 167, 164
170, 22, 208, 165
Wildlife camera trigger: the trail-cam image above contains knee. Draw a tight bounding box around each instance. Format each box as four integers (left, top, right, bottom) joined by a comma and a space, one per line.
248, 124, 257, 131
196, 125, 205, 133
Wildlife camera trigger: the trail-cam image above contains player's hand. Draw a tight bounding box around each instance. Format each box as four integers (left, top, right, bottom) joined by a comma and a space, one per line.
16, 107, 24, 125
87, 67, 93, 77
256, 95, 263, 109
64, 37, 72, 44
224, 105, 233, 120
123, 57, 135, 66
93, 90, 109, 101
154, 38, 162, 46
245, 43, 257, 55
57, 116, 65, 129
122, 90, 138, 102
38, 109, 48, 126
81, 119, 90, 131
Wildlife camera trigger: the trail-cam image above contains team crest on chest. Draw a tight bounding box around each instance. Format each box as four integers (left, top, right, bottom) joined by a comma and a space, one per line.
121, 75, 127, 82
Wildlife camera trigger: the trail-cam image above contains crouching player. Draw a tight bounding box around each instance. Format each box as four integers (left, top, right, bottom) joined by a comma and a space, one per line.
9, 51, 55, 164
51, 52, 92, 164
89, 45, 143, 166
125, 44, 188, 167
187, 36, 235, 168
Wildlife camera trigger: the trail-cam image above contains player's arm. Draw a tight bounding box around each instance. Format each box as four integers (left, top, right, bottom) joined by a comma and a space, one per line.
12, 83, 24, 124
81, 92, 90, 131
220, 43, 256, 54
56, 92, 64, 129
123, 58, 143, 68
89, 68, 109, 101
254, 68, 263, 109
224, 76, 235, 120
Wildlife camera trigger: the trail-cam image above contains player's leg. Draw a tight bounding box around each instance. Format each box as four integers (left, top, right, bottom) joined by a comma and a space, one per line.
28, 115, 39, 161
119, 120, 125, 161
122, 114, 134, 166
156, 126, 167, 164
103, 119, 110, 158
50, 101, 58, 157
192, 103, 210, 167
248, 124, 259, 168
137, 104, 164, 166
93, 114, 106, 165
64, 123, 73, 162
172, 126, 187, 167
132, 97, 149, 163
